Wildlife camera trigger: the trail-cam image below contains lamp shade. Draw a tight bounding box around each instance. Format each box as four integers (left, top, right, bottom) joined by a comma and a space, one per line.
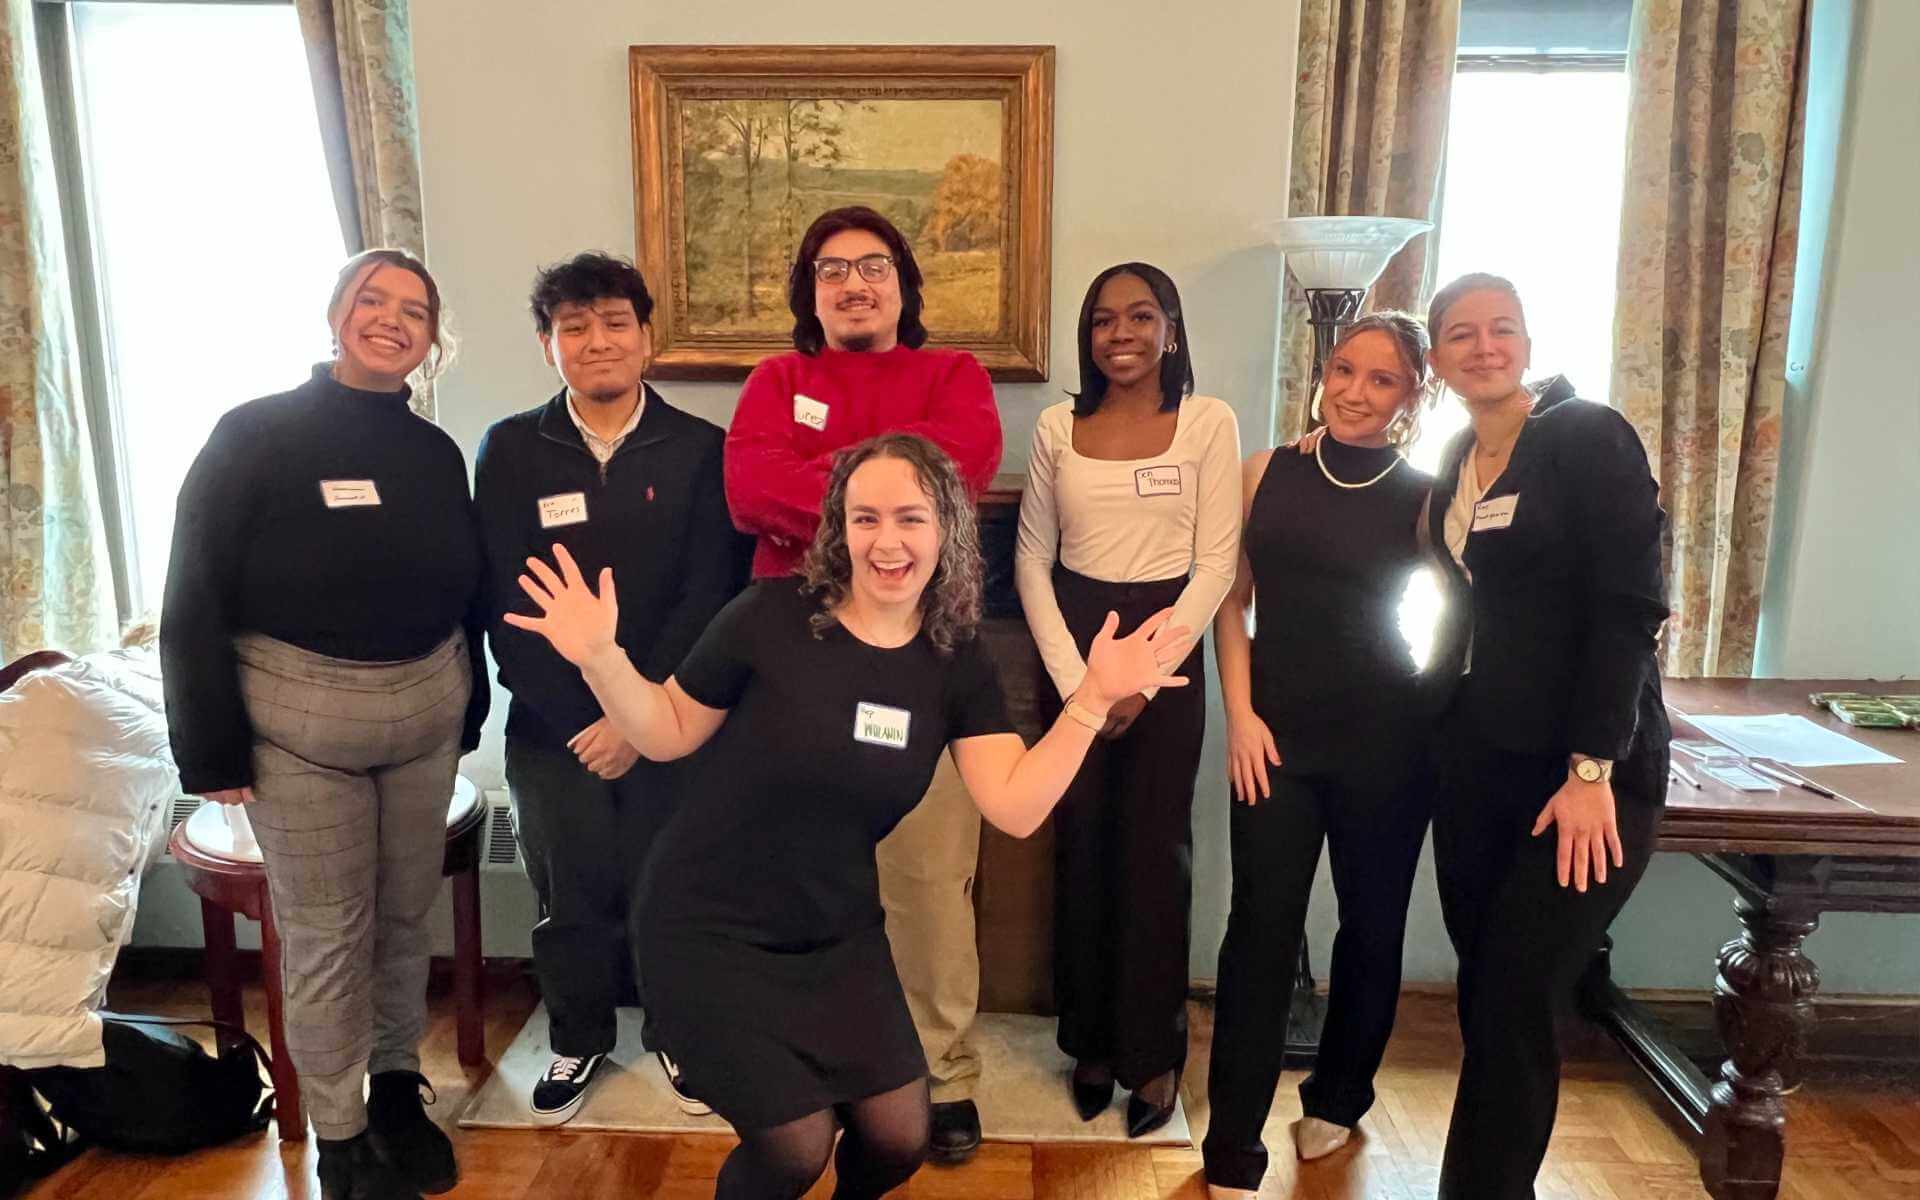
1258, 216, 1434, 291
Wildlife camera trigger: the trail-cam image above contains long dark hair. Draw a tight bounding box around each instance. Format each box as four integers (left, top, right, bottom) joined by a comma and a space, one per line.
1069, 263, 1194, 416
786, 206, 928, 355
801, 433, 983, 656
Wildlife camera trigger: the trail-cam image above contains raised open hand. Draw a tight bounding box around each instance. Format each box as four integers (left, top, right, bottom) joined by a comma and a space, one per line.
1081, 607, 1192, 710
502, 543, 619, 668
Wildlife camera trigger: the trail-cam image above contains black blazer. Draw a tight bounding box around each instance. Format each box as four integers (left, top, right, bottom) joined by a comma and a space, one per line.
1427, 379, 1670, 768
475, 385, 750, 749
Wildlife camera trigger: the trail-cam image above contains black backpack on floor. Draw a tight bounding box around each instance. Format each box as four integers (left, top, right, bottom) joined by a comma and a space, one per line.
24, 1013, 273, 1154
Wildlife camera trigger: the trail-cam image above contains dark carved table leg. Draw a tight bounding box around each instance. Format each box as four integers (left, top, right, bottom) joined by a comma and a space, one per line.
1701, 892, 1819, 1200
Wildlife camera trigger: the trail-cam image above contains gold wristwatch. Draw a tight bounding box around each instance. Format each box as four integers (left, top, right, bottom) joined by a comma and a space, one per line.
1570, 754, 1614, 783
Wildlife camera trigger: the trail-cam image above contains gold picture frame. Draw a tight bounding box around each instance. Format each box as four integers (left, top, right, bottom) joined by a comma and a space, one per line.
629, 44, 1054, 381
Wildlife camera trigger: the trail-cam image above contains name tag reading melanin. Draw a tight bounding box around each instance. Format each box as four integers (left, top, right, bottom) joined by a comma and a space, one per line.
853, 702, 911, 750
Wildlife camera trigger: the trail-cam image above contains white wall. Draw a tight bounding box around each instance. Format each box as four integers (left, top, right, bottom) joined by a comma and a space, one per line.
1756, 0, 1920, 682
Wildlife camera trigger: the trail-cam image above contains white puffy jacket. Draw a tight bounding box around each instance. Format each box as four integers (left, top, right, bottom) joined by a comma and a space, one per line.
0, 649, 178, 1068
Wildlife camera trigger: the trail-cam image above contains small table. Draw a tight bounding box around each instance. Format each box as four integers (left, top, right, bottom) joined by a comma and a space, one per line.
168, 778, 489, 1140
1581, 678, 1920, 1200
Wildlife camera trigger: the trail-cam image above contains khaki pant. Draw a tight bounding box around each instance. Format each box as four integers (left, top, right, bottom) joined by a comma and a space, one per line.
876, 753, 982, 1103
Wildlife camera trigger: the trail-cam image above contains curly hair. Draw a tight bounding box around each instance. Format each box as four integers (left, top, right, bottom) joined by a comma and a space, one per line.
801, 433, 983, 655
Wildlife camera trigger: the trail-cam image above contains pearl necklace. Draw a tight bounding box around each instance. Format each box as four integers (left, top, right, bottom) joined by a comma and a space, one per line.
1315, 438, 1400, 490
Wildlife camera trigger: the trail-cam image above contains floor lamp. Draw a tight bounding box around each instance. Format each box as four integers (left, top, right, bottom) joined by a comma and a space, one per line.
1259, 215, 1432, 1066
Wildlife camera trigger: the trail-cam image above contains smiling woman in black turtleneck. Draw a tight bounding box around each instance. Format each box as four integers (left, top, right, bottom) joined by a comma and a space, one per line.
1202, 313, 1441, 1199
160, 249, 484, 1200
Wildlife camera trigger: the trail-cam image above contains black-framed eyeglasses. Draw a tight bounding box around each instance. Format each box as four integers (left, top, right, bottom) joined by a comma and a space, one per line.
812, 254, 895, 285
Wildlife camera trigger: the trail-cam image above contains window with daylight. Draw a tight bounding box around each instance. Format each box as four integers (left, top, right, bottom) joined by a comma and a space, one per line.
1406, 0, 1634, 475
42, 0, 346, 617
1397, 0, 1632, 664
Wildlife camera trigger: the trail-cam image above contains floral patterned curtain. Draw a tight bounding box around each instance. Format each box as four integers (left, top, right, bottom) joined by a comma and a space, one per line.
295, 0, 434, 419
0, 0, 116, 660
1278, 0, 1460, 442
1612, 0, 1809, 677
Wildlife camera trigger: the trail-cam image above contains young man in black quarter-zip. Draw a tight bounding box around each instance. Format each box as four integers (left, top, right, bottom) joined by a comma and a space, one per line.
475, 253, 747, 1125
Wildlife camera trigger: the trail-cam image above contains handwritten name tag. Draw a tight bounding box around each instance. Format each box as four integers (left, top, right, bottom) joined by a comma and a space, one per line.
1472, 494, 1519, 532
539, 492, 589, 529
794, 394, 829, 432
1135, 466, 1183, 497
319, 480, 381, 509
853, 701, 911, 750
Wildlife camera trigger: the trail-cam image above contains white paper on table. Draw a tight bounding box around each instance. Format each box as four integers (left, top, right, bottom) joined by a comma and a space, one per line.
1684, 713, 1904, 768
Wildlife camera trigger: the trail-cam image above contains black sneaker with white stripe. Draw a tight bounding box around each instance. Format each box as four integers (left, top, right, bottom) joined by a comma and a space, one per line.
655, 1050, 711, 1116
530, 1052, 607, 1125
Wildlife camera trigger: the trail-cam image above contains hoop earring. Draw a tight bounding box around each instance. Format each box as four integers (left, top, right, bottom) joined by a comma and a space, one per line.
1165, 341, 1178, 354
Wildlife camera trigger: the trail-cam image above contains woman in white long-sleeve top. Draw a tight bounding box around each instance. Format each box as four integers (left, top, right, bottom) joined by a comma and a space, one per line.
1014, 262, 1242, 1138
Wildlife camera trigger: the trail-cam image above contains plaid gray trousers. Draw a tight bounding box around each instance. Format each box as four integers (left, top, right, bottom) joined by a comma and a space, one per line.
235, 630, 469, 1140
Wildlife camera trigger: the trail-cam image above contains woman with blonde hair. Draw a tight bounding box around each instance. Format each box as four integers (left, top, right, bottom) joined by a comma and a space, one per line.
1203, 312, 1442, 1196
503, 432, 1190, 1199
162, 249, 487, 1200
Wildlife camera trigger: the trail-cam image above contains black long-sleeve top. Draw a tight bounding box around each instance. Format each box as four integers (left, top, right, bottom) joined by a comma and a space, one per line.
160, 365, 489, 793
1426, 380, 1670, 768
1245, 436, 1435, 774
474, 386, 749, 749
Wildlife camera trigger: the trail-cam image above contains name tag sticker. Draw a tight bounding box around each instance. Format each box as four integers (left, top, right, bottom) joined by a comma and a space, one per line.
319, 480, 381, 509
1473, 493, 1519, 532
853, 702, 911, 750
1135, 466, 1183, 497
793, 394, 829, 432
538, 492, 589, 529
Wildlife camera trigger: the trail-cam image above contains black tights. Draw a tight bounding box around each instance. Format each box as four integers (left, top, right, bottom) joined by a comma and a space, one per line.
715, 1077, 930, 1200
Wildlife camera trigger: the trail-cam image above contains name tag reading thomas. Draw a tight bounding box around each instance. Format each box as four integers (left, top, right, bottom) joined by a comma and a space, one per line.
319, 480, 381, 508
538, 492, 589, 529
1135, 466, 1183, 497
1473, 493, 1519, 532
853, 701, 911, 750
793, 394, 830, 432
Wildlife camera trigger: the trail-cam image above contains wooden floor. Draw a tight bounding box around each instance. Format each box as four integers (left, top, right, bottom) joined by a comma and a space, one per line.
16, 969, 1919, 1199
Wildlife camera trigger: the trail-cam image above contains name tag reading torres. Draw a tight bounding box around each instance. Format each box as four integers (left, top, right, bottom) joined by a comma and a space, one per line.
319, 480, 381, 508
1135, 466, 1182, 497
539, 492, 589, 529
1472, 493, 1519, 532
793, 394, 830, 432
853, 702, 911, 750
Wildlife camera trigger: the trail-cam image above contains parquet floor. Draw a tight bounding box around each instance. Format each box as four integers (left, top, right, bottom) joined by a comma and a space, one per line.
16, 970, 1918, 1198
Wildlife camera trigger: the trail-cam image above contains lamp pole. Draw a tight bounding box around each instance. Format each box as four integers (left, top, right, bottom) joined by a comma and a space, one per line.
1259, 215, 1432, 1065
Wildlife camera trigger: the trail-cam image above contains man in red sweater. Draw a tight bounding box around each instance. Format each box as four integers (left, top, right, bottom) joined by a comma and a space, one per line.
725, 206, 1002, 1162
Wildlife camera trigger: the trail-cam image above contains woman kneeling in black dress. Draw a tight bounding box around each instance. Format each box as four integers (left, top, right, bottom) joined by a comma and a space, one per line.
504, 433, 1192, 1199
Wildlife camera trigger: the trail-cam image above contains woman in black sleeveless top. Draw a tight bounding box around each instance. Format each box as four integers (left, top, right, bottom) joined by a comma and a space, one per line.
1202, 314, 1441, 1197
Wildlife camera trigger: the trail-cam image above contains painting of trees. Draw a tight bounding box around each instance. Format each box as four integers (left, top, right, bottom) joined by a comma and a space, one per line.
921, 154, 1002, 252
679, 97, 1006, 334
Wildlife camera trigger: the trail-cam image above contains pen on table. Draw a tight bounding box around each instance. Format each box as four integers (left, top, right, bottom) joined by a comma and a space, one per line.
1668, 761, 1701, 789
1747, 759, 1839, 799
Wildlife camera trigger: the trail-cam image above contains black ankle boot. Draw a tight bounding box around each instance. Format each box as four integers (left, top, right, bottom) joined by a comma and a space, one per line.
316, 1131, 422, 1200
365, 1071, 458, 1195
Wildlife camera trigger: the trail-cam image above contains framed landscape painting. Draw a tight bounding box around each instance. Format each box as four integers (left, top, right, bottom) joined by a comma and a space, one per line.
629, 44, 1054, 381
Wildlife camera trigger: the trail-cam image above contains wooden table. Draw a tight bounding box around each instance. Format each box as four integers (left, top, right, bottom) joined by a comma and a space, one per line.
1581, 678, 1920, 1200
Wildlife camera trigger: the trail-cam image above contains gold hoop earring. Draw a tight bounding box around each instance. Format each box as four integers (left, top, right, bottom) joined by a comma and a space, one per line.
1165, 341, 1178, 354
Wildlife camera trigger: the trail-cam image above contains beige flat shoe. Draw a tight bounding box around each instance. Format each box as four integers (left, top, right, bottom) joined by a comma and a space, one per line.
1293, 1116, 1352, 1160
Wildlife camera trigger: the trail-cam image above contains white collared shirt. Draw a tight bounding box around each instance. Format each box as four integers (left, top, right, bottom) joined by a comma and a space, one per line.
566, 392, 644, 464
